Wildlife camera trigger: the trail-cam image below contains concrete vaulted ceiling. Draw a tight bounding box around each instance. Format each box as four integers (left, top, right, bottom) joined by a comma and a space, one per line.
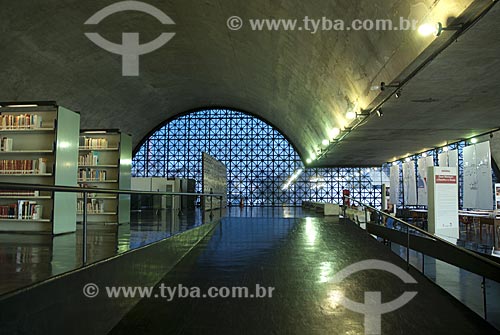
0, 0, 499, 166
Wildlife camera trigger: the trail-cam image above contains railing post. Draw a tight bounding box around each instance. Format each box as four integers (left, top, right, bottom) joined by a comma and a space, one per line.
482, 276, 488, 320
82, 191, 88, 266
219, 196, 223, 218
406, 225, 410, 270
171, 194, 175, 230
422, 253, 425, 274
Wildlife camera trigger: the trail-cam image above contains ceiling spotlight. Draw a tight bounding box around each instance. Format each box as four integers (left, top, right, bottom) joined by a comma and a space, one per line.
310, 153, 317, 161
322, 139, 329, 146
306, 158, 312, 164
346, 111, 356, 120
422, 153, 427, 158
392, 161, 398, 166
328, 127, 340, 139
357, 111, 370, 118
418, 22, 463, 37
376, 109, 383, 117
395, 90, 402, 99
443, 146, 449, 152
380, 82, 400, 91
470, 138, 478, 144
405, 157, 411, 162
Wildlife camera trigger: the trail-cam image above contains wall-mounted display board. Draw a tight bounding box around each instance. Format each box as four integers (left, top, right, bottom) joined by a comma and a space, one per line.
403, 161, 417, 206
463, 141, 493, 210
77, 130, 131, 225
417, 156, 434, 206
202, 152, 227, 211
428, 167, 459, 240
389, 164, 400, 206
438, 150, 458, 168
0, 103, 80, 234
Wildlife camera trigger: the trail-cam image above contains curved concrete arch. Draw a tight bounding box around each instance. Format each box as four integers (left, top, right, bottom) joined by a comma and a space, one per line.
133, 106, 307, 164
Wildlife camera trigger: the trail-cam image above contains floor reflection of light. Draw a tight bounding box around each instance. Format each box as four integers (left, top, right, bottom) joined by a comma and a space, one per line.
327, 290, 343, 309
318, 261, 333, 283
305, 217, 317, 245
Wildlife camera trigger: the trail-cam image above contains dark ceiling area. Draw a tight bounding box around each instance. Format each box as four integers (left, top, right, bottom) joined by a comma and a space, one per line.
0, 0, 498, 166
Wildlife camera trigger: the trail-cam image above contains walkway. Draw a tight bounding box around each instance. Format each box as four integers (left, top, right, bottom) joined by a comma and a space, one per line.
110, 209, 497, 334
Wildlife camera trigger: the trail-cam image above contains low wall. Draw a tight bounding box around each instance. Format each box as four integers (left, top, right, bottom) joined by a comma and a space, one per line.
0, 222, 218, 335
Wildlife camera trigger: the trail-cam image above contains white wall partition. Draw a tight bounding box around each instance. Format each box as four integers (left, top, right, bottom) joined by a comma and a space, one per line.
463, 141, 493, 209
417, 156, 434, 206
390, 164, 400, 206
403, 161, 417, 205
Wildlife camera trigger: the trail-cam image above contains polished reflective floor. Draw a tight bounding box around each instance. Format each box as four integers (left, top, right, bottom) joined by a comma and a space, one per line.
0, 209, 221, 295
111, 209, 497, 334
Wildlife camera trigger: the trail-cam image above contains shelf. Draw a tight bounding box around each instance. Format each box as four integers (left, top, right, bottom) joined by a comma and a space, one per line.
77, 196, 117, 199
78, 147, 119, 151
0, 128, 55, 133
0, 173, 52, 177
78, 165, 118, 168
77, 212, 117, 215
0, 218, 51, 223
0, 196, 52, 200
78, 180, 118, 183
0, 150, 53, 154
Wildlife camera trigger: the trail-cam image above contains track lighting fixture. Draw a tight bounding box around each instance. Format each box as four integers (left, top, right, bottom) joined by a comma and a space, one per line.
418, 22, 463, 37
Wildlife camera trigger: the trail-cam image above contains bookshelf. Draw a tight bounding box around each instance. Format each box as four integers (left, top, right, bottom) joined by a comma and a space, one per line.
77, 130, 131, 225
0, 103, 80, 234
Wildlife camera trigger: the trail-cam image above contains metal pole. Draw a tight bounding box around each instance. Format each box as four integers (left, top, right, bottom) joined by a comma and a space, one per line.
219, 196, 223, 218
82, 191, 88, 266
171, 194, 175, 231
482, 276, 488, 320
406, 226, 410, 270
422, 253, 425, 274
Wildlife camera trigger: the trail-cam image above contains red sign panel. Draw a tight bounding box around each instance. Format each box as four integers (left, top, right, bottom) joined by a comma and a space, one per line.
436, 175, 457, 184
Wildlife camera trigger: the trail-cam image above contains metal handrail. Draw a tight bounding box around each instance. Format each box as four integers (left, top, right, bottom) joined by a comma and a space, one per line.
0, 182, 225, 266
0, 182, 224, 198
343, 196, 500, 272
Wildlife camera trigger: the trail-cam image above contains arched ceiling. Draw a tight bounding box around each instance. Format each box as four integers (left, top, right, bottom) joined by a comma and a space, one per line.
0, 0, 498, 166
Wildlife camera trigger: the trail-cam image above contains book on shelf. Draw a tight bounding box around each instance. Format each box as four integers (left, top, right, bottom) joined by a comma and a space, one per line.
1, 137, 13, 151
77, 198, 105, 214
0, 158, 48, 174
79, 151, 100, 166
80, 137, 108, 149
78, 168, 106, 181
0, 201, 43, 220
0, 114, 43, 129
0, 190, 40, 197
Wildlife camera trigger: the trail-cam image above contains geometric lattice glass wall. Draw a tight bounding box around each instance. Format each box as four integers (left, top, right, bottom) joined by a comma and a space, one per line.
133, 109, 382, 207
